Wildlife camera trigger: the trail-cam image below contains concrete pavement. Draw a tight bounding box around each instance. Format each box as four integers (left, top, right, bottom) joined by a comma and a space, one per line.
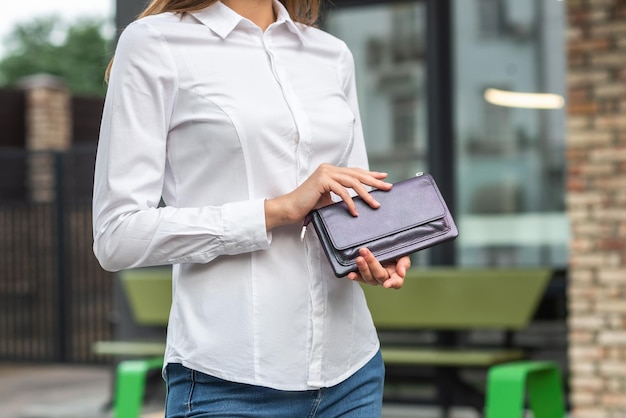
0, 362, 164, 418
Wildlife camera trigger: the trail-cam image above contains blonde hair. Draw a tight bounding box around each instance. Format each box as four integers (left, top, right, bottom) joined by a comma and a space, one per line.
105, 0, 321, 80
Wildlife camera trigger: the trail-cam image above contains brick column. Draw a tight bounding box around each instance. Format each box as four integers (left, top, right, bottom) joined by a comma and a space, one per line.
18, 74, 72, 202
567, 1, 626, 416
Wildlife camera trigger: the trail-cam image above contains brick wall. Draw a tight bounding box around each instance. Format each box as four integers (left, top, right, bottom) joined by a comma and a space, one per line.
567, 0, 626, 416
18, 74, 72, 202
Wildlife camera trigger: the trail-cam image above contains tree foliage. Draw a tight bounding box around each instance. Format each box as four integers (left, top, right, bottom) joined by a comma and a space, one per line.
0, 16, 112, 96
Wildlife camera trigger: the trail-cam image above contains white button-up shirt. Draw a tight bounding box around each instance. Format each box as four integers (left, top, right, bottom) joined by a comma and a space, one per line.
93, 0, 379, 390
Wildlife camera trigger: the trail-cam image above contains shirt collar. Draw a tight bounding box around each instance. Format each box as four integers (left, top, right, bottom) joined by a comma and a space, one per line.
190, 0, 307, 45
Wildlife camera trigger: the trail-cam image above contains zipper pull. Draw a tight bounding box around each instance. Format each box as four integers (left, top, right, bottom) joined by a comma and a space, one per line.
415, 172, 424, 177
300, 213, 313, 242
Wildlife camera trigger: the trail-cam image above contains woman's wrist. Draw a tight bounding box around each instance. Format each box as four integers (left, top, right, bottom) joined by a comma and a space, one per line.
264, 196, 295, 231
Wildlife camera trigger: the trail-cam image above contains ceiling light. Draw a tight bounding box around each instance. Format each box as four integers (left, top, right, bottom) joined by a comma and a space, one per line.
484, 88, 565, 109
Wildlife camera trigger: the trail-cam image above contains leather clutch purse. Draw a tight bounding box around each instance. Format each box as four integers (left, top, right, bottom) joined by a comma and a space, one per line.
308, 172, 458, 277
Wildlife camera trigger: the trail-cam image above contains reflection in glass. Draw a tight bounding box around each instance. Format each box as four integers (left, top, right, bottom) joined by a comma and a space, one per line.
454, 0, 567, 267
325, 2, 427, 183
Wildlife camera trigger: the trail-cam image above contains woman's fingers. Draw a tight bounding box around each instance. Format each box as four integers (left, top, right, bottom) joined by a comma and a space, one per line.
318, 167, 391, 216
349, 248, 388, 286
349, 250, 409, 289
382, 256, 410, 289
266, 164, 392, 230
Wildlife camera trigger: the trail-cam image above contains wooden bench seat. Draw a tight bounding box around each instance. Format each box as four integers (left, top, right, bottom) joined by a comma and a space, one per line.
381, 347, 525, 367
93, 341, 166, 357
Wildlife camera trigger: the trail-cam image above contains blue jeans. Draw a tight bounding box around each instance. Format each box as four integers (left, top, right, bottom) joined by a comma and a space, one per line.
164, 351, 385, 418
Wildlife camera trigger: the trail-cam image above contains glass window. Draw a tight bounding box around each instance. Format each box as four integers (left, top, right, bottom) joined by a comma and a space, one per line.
324, 2, 427, 183
478, 0, 506, 37
453, 0, 568, 267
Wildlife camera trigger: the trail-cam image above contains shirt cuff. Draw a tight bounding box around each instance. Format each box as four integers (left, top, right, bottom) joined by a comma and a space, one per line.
221, 198, 271, 255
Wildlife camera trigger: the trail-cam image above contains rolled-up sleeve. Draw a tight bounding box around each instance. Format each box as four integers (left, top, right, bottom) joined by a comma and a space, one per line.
92, 21, 270, 272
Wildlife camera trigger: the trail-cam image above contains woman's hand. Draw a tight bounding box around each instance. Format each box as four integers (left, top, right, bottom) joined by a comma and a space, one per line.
264, 164, 407, 288
264, 163, 392, 230
348, 248, 410, 289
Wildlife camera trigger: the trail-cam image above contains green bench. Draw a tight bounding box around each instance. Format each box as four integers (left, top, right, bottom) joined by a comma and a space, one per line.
485, 360, 566, 418
361, 267, 552, 415
95, 267, 553, 417
93, 268, 171, 418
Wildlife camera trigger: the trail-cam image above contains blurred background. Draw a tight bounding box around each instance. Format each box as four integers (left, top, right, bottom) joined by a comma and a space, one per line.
0, 0, 622, 417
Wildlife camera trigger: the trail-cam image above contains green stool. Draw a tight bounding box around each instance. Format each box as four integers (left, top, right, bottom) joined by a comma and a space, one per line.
484, 361, 565, 418
113, 357, 164, 418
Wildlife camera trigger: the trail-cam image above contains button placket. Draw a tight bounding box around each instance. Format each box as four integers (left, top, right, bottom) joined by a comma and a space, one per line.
261, 32, 311, 184
262, 31, 321, 385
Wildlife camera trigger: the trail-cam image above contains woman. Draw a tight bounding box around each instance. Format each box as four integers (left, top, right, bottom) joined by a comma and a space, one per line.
93, 0, 411, 416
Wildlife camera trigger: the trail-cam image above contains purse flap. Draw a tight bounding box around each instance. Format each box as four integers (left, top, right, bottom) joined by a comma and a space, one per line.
316, 174, 447, 250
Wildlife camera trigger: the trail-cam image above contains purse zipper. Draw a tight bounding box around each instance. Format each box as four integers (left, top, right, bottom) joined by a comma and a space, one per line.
300, 213, 313, 241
